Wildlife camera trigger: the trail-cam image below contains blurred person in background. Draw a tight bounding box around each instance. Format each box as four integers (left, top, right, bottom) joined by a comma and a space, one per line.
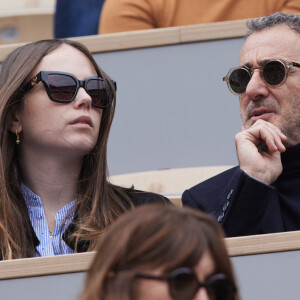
99, 0, 300, 34
55, 0, 105, 38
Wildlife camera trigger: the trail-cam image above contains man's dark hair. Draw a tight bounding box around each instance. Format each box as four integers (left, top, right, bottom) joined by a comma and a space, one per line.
246, 12, 300, 38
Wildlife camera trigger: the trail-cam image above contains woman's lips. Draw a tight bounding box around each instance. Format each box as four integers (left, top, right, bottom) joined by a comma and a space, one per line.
70, 116, 93, 128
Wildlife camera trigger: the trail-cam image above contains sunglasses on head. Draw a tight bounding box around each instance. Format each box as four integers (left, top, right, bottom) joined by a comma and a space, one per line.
136, 267, 236, 300
223, 59, 300, 95
23, 71, 116, 109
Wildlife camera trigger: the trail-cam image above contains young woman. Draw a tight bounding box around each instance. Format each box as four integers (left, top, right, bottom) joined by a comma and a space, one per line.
0, 39, 169, 260
81, 204, 239, 300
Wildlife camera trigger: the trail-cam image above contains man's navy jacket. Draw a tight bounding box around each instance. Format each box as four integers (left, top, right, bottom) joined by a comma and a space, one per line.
182, 143, 300, 237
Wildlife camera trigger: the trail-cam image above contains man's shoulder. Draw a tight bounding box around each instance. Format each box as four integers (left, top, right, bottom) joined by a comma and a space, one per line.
182, 166, 241, 211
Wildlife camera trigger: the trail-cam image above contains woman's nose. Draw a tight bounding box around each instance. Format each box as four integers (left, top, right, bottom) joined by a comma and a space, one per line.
73, 87, 92, 109
193, 287, 210, 300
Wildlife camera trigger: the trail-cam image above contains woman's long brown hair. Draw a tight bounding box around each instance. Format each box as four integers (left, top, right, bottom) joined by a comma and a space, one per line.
81, 204, 239, 300
0, 39, 133, 259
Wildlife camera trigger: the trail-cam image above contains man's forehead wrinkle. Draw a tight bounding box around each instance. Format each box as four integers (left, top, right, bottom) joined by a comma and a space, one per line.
239, 45, 260, 65
239, 33, 300, 66
241, 60, 265, 68
240, 56, 291, 69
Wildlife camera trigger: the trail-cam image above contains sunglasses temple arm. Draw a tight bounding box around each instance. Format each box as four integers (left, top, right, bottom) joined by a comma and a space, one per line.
21, 72, 42, 93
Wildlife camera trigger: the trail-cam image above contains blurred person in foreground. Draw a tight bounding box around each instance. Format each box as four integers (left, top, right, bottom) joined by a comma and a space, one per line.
81, 204, 238, 300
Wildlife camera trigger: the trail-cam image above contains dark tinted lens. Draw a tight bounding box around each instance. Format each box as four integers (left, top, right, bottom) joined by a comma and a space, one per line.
48, 74, 76, 101
263, 61, 286, 85
229, 68, 250, 94
86, 79, 110, 108
206, 275, 235, 300
168, 270, 199, 300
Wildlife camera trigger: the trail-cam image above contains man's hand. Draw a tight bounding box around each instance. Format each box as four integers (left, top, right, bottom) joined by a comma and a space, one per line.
235, 120, 287, 185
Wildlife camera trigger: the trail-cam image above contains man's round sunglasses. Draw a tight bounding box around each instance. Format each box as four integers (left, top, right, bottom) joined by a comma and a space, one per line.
223, 59, 300, 95
136, 267, 236, 300
23, 71, 117, 109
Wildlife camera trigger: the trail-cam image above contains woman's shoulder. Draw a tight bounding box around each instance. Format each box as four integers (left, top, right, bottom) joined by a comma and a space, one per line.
125, 188, 171, 206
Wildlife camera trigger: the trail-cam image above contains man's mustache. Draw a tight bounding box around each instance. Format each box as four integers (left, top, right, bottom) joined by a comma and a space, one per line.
246, 99, 280, 119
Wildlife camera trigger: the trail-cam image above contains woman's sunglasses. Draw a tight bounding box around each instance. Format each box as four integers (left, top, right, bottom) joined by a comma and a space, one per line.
223, 59, 300, 95
136, 267, 236, 300
23, 71, 117, 108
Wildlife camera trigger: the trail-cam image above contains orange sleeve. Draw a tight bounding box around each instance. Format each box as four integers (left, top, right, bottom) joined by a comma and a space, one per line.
99, 0, 157, 33
281, 0, 300, 13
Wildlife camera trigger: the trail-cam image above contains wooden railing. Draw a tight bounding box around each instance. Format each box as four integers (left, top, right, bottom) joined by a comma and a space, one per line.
0, 19, 247, 58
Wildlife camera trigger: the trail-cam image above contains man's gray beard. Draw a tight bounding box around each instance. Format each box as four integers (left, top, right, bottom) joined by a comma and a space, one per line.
242, 97, 300, 147
280, 117, 300, 147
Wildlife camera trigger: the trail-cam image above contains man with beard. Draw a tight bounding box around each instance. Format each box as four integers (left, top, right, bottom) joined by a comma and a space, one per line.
183, 12, 300, 237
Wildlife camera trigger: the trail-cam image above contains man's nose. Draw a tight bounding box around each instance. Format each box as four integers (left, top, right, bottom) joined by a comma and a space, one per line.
245, 69, 269, 100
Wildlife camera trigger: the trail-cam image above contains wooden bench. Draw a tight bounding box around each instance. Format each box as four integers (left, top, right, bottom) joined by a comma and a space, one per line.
0, 4, 54, 44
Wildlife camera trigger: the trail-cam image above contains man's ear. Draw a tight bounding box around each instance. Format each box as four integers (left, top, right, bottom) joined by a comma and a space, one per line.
8, 110, 22, 134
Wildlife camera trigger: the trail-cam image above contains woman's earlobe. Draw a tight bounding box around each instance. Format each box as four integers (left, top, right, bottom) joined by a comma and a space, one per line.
8, 111, 22, 134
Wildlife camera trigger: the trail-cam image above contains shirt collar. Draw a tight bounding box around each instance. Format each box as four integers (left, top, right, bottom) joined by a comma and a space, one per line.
21, 182, 77, 212
21, 182, 43, 207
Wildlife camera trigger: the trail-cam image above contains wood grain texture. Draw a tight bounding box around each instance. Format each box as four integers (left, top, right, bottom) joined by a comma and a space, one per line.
0, 252, 94, 280
226, 230, 300, 256
0, 19, 247, 61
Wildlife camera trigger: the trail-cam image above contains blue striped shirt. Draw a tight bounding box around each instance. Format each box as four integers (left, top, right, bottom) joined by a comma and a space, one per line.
22, 183, 76, 256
